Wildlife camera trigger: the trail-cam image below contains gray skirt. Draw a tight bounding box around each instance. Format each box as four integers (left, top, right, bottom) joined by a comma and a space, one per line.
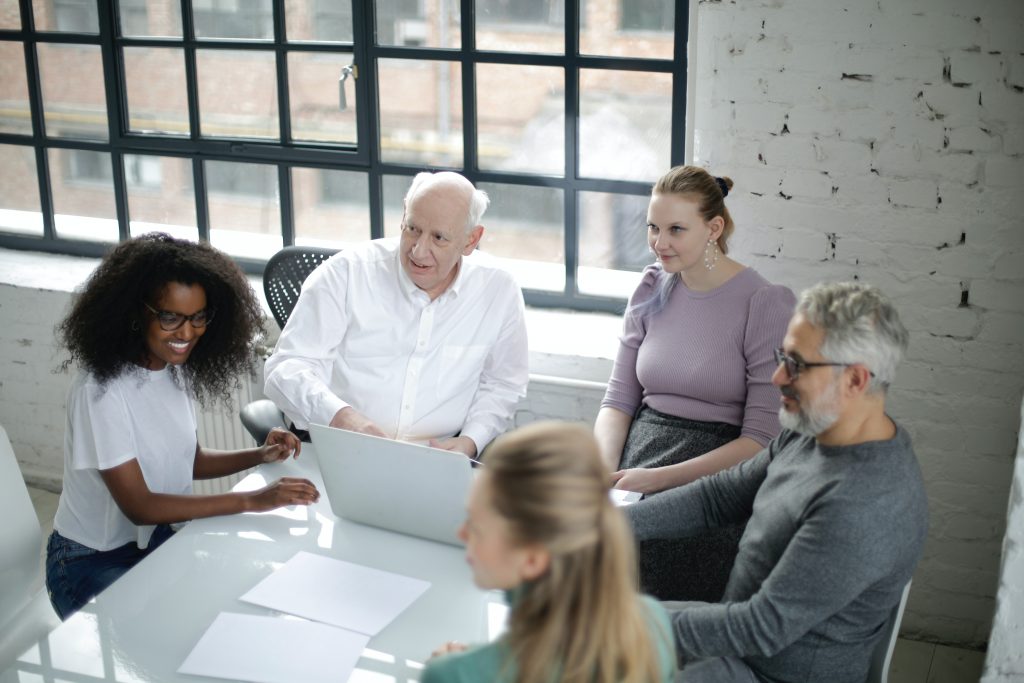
621, 406, 744, 602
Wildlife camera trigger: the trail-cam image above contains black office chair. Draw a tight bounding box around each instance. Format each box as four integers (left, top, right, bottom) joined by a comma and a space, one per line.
240, 246, 339, 445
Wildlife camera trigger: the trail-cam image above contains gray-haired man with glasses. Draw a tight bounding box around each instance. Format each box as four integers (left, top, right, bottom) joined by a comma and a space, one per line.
627, 282, 928, 683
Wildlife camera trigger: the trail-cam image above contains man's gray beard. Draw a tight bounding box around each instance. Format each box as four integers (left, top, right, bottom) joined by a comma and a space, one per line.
778, 380, 841, 437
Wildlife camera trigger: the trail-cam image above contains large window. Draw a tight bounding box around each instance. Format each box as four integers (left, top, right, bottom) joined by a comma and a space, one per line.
0, 0, 685, 311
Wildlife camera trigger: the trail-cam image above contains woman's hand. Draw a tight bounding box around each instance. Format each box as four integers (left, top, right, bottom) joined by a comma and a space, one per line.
430, 641, 469, 659
610, 467, 669, 495
258, 428, 303, 463
245, 477, 320, 512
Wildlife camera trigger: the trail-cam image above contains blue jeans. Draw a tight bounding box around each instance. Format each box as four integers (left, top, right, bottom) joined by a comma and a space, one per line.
45, 525, 175, 620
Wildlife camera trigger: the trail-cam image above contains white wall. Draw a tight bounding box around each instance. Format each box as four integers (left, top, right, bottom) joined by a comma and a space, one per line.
982, 399, 1024, 681
691, 0, 1024, 647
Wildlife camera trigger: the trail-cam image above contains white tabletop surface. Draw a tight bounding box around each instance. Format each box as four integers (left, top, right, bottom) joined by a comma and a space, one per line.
1, 446, 503, 683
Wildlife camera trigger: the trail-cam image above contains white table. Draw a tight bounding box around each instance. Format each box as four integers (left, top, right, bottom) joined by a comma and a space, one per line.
1, 446, 502, 683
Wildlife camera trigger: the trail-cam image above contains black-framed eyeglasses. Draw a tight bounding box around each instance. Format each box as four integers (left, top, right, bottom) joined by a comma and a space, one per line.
144, 302, 215, 331
773, 348, 874, 381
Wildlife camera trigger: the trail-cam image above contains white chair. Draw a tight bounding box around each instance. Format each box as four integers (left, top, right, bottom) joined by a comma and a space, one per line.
0, 425, 61, 669
865, 580, 913, 683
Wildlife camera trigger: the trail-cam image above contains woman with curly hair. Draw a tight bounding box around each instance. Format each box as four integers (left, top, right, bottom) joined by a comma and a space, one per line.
422, 421, 676, 683
46, 232, 319, 619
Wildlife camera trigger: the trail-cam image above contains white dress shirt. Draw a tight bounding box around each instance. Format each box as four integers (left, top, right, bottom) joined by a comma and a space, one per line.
264, 238, 529, 452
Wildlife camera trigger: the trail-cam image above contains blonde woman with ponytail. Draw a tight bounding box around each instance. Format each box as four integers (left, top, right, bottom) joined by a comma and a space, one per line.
421, 421, 676, 683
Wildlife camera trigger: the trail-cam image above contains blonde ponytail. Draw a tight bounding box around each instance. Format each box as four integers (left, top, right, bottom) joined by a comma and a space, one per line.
484, 421, 668, 683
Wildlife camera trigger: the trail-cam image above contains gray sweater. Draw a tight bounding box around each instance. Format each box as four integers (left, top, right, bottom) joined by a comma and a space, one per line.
627, 424, 928, 683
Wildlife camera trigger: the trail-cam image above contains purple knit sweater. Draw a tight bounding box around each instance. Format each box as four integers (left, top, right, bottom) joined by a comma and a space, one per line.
602, 266, 796, 446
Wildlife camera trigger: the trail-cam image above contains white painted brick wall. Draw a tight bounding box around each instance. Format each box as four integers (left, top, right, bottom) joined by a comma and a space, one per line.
0, 283, 75, 488
981, 400, 1024, 682
693, 0, 1024, 651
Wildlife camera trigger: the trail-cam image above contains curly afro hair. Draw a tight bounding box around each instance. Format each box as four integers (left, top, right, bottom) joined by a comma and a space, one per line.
57, 232, 266, 407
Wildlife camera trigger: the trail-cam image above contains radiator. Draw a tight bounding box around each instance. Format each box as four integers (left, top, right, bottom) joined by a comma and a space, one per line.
193, 371, 263, 495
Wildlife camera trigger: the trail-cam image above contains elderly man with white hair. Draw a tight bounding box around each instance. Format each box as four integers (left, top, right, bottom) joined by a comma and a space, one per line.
264, 171, 528, 458
627, 281, 928, 683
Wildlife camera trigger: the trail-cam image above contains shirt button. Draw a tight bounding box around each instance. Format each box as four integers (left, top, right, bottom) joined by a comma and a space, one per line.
404, 404, 410, 410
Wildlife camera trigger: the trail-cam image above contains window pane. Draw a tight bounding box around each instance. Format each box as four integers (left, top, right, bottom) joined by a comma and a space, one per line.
577, 190, 650, 297
205, 160, 282, 259
288, 52, 357, 144
38, 43, 109, 140
378, 59, 462, 167
286, 0, 352, 43
292, 167, 370, 247
381, 173, 409, 239
0, 144, 43, 237
120, 0, 182, 38
476, 0, 563, 54
124, 47, 189, 136
477, 64, 563, 176
1, 0, 21, 29
125, 155, 198, 241
580, 0, 674, 59
376, 0, 459, 49
197, 49, 279, 139
37, 43, 108, 140
579, 68, 670, 182
193, 0, 273, 40
49, 148, 118, 242
0, 42, 32, 135
32, 0, 97, 32
478, 182, 564, 292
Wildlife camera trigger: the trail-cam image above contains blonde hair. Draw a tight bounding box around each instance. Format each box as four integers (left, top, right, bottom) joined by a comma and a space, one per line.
653, 165, 735, 253
483, 421, 667, 683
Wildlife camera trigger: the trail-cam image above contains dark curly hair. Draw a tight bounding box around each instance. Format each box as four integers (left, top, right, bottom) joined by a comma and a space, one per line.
57, 232, 266, 406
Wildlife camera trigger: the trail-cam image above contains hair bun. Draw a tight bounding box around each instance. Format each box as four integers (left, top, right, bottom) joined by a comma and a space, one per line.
715, 176, 731, 198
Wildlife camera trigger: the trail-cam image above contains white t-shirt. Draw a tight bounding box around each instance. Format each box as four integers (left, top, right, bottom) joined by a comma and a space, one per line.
53, 366, 197, 551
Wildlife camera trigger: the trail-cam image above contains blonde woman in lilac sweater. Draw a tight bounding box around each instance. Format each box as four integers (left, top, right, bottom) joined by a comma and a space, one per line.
595, 165, 795, 602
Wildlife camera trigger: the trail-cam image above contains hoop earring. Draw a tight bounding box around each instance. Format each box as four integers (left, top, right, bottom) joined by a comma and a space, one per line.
703, 239, 720, 271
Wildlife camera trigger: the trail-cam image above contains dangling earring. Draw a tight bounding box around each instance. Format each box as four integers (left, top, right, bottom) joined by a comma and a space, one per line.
703, 239, 720, 270
131, 320, 140, 332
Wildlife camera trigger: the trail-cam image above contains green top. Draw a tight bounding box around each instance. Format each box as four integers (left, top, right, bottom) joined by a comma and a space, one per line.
420, 590, 677, 683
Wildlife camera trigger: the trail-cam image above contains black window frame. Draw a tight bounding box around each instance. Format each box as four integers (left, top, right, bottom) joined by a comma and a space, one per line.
0, 0, 689, 313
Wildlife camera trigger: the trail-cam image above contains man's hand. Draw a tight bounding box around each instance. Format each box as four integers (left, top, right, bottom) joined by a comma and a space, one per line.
330, 407, 388, 438
610, 467, 668, 495
258, 427, 303, 463
429, 436, 478, 459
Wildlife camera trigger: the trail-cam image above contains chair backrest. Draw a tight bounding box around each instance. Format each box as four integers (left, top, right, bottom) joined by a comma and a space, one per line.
865, 580, 913, 683
0, 425, 45, 629
263, 246, 339, 329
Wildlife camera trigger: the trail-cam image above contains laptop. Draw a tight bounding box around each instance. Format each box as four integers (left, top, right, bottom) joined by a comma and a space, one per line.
308, 424, 473, 547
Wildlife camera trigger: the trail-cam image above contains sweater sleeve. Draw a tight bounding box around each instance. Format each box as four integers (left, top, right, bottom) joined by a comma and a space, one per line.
627, 443, 773, 541
740, 284, 796, 446
601, 265, 661, 416
667, 488, 900, 661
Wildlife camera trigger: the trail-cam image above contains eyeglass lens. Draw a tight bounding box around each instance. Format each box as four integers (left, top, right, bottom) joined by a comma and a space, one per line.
774, 348, 798, 379
156, 310, 211, 331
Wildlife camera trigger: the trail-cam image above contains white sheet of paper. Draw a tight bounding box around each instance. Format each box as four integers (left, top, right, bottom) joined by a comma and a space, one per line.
178, 612, 368, 683
610, 488, 642, 506
240, 551, 431, 635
